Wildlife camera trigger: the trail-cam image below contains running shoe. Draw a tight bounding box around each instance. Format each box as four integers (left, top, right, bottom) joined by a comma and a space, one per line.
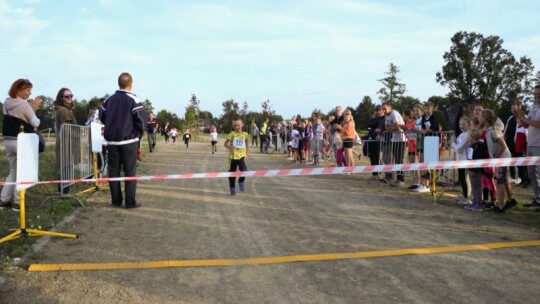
408, 184, 420, 190
491, 206, 505, 213
413, 185, 431, 193
523, 200, 540, 210
239, 182, 245, 192
504, 199, 517, 210
464, 205, 483, 212
230, 188, 236, 196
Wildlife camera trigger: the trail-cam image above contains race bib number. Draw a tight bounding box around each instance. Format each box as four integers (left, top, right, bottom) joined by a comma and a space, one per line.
233, 137, 245, 149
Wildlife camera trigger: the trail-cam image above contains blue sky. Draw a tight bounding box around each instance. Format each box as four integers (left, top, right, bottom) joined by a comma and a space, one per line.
1, 0, 539, 119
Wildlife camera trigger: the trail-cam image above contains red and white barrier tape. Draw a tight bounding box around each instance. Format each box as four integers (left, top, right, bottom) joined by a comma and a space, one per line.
1, 157, 539, 187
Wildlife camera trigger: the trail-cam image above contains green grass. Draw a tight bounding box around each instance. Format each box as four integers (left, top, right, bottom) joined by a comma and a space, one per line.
0, 145, 84, 265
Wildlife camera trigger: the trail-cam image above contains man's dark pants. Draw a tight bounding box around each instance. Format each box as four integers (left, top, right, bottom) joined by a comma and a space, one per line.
148, 133, 157, 152
107, 142, 138, 207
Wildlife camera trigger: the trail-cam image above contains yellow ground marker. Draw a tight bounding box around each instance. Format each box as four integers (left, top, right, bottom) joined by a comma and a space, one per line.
28, 239, 540, 272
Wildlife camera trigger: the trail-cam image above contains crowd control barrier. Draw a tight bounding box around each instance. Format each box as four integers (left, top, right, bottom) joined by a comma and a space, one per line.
39, 124, 93, 208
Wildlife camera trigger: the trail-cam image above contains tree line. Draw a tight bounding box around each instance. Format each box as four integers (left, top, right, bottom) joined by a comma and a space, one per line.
1, 31, 538, 135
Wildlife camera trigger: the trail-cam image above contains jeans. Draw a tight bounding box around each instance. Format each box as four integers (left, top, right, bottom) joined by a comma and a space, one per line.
0, 140, 19, 204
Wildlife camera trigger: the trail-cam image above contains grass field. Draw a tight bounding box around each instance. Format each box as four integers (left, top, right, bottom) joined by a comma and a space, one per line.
0, 145, 87, 267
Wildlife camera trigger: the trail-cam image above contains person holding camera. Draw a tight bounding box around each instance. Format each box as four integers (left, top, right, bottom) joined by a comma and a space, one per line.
0, 79, 42, 211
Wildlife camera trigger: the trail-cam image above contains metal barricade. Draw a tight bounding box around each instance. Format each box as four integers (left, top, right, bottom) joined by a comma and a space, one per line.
374, 130, 460, 199
40, 124, 92, 208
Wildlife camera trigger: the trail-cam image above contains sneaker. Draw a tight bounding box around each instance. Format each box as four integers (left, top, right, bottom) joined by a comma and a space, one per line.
483, 201, 496, 210
381, 177, 391, 184
457, 197, 470, 205
239, 182, 245, 192
523, 200, 540, 210
491, 206, 505, 213
465, 205, 483, 212
413, 185, 431, 193
12, 204, 20, 212
230, 188, 236, 196
513, 177, 521, 185
504, 199, 517, 210
408, 184, 420, 190
0, 201, 12, 209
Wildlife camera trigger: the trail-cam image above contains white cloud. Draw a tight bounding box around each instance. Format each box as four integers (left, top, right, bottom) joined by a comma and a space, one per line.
0, 0, 50, 48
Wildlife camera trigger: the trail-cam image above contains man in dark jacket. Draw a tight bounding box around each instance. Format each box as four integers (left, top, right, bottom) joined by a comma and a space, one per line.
99, 72, 147, 208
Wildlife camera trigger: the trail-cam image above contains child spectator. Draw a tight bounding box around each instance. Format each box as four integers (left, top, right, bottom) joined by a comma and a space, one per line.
466, 128, 488, 211
224, 118, 249, 195
313, 117, 325, 165
402, 108, 425, 191
286, 125, 293, 159
438, 124, 447, 160
481, 109, 517, 213
339, 109, 356, 167
482, 167, 497, 207
451, 117, 472, 203
291, 124, 300, 162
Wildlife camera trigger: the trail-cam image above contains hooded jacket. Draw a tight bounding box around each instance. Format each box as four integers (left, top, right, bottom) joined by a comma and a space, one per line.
2, 97, 40, 140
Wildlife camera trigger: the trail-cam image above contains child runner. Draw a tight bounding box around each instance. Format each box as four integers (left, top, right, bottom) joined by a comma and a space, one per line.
169, 128, 178, 143
466, 128, 488, 211
183, 128, 191, 148
224, 118, 249, 195
163, 123, 170, 143
451, 117, 472, 203
210, 126, 218, 154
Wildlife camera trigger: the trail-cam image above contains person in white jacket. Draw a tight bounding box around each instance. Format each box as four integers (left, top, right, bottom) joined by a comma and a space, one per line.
451, 117, 472, 204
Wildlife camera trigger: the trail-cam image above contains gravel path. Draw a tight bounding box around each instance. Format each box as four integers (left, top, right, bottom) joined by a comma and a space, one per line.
1, 140, 539, 303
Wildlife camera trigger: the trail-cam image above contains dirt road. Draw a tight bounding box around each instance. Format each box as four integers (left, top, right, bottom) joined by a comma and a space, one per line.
1, 140, 539, 303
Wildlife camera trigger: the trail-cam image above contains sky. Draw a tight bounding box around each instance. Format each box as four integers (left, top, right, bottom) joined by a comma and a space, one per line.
1, 0, 539, 119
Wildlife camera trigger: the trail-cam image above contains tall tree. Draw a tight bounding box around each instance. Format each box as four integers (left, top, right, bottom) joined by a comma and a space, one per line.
142, 99, 154, 114
34, 96, 56, 131
355, 96, 375, 131
184, 106, 197, 130
261, 99, 275, 116
436, 31, 536, 112
377, 63, 406, 103
394, 96, 421, 114
188, 94, 201, 115
219, 99, 240, 133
